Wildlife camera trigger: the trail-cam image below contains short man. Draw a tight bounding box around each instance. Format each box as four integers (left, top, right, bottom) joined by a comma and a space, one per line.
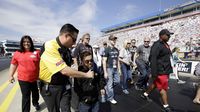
39, 23, 94, 112
100, 41, 108, 57
141, 29, 174, 112
134, 37, 151, 90
103, 35, 121, 104
129, 39, 137, 62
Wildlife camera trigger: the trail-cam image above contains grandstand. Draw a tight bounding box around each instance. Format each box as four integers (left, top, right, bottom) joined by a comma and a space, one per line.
95, 0, 200, 52
0, 42, 4, 56
1, 40, 43, 57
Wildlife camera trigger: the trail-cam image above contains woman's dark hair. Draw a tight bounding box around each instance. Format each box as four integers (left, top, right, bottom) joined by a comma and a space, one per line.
19, 35, 35, 52
80, 51, 92, 61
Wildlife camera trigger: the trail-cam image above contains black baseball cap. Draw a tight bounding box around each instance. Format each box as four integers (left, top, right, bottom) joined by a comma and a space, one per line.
108, 35, 117, 40
159, 29, 174, 37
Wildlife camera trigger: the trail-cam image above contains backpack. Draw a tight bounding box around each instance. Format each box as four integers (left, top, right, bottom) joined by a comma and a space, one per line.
194, 62, 200, 76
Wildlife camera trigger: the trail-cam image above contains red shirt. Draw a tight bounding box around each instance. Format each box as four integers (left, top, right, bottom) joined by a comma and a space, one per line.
11, 50, 40, 82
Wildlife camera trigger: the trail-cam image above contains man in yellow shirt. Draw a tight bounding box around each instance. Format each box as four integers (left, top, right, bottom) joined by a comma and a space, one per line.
39, 23, 94, 112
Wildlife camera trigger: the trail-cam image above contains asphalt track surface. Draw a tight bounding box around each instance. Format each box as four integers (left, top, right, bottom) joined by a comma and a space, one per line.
0, 58, 200, 112
101, 77, 200, 112
0, 57, 10, 71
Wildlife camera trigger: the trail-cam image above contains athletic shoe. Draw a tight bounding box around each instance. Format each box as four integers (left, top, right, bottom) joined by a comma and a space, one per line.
140, 93, 152, 102
34, 104, 41, 111
177, 80, 186, 84
123, 89, 129, 94
163, 106, 172, 112
109, 99, 117, 104
134, 84, 143, 91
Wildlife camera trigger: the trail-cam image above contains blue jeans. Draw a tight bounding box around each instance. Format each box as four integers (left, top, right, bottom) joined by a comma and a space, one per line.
121, 63, 132, 90
135, 59, 150, 88
79, 101, 99, 112
105, 68, 120, 101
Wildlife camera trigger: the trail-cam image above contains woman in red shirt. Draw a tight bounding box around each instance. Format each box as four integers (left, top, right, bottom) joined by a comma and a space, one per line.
9, 35, 40, 112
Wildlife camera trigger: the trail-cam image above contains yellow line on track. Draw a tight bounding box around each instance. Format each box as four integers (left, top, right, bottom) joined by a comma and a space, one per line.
0, 83, 19, 112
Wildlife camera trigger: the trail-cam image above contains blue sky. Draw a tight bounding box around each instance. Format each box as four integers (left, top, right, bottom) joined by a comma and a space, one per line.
0, 0, 192, 42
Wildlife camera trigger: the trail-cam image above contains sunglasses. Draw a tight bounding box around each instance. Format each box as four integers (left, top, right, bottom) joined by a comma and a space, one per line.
144, 41, 150, 43
84, 59, 93, 64
67, 34, 77, 42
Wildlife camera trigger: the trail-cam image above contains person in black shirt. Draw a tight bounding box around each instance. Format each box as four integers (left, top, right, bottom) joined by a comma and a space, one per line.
129, 39, 137, 62
103, 35, 121, 104
74, 51, 106, 112
141, 29, 174, 112
72, 33, 93, 111
73, 33, 93, 66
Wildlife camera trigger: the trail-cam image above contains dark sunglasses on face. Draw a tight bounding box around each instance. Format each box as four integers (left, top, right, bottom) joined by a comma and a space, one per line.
84, 59, 93, 64
67, 34, 77, 42
144, 41, 150, 43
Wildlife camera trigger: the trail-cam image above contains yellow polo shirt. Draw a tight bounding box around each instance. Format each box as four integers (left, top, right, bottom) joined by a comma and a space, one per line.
39, 39, 67, 83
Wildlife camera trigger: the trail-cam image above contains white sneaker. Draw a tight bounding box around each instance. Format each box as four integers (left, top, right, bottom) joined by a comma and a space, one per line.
123, 89, 129, 94
109, 99, 117, 104
177, 80, 186, 84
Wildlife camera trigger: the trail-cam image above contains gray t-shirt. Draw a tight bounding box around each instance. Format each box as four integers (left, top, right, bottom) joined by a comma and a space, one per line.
103, 46, 119, 68
136, 45, 151, 63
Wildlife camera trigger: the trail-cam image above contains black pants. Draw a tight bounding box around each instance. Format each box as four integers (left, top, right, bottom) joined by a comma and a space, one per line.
40, 85, 71, 112
18, 80, 39, 112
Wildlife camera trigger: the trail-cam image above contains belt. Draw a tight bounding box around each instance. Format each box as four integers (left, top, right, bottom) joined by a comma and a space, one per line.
39, 80, 71, 90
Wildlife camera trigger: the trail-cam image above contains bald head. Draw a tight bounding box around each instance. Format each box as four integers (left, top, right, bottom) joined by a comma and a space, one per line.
143, 37, 150, 47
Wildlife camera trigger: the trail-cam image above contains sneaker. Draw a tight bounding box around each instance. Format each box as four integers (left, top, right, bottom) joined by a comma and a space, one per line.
127, 79, 134, 85
163, 106, 172, 112
109, 99, 117, 104
140, 94, 152, 102
123, 89, 129, 94
34, 104, 41, 111
177, 80, 186, 84
134, 84, 143, 91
